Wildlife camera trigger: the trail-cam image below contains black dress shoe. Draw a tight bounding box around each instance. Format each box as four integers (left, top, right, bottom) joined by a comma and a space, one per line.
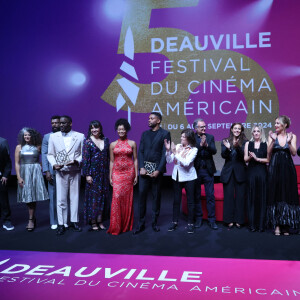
133, 225, 145, 235
194, 219, 203, 228
235, 223, 242, 229
56, 225, 65, 235
168, 222, 178, 232
70, 222, 82, 232
209, 222, 218, 230
152, 223, 160, 232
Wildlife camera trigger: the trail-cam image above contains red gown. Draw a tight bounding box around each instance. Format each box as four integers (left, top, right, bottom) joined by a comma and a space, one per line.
107, 139, 135, 235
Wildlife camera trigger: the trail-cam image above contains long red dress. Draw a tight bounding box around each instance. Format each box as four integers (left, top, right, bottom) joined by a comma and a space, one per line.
107, 139, 135, 235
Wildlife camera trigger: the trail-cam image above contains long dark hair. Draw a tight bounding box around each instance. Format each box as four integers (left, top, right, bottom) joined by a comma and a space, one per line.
181, 129, 196, 147
226, 123, 247, 147
87, 120, 104, 139
17, 127, 42, 147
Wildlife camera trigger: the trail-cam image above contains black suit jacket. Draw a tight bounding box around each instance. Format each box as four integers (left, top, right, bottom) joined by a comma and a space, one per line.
0, 137, 12, 178
138, 128, 171, 174
194, 133, 217, 176
220, 141, 247, 184
297, 146, 300, 157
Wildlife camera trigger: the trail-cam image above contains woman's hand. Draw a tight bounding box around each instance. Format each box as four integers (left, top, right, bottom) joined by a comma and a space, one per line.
287, 132, 293, 144
171, 142, 177, 154
269, 131, 277, 141
133, 176, 138, 186
18, 177, 24, 188
223, 139, 230, 149
86, 176, 93, 184
249, 151, 257, 161
110, 177, 113, 187
164, 139, 171, 152
233, 138, 240, 148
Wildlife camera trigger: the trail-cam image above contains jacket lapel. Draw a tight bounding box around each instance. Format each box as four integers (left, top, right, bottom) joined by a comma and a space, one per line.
67, 133, 78, 153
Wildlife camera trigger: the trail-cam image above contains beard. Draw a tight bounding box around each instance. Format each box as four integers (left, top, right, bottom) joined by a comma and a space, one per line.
52, 127, 60, 133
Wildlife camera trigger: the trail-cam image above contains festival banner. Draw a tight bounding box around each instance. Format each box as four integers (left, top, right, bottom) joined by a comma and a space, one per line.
1, 250, 300, 299
1, 0, 300, 171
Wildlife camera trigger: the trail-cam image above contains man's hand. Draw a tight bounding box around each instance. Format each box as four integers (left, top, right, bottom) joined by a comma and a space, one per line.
0, 177, 8, 185
200, 135, 207, 147
45, 171, 52, 182
65, 160, 79, 166
140, 168, 147, 176
150, 170, 160, 178
53, 164, 64, 170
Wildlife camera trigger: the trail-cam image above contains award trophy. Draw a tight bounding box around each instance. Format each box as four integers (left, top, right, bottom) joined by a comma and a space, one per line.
144, 161, 157, 175
55, 150, 72, 166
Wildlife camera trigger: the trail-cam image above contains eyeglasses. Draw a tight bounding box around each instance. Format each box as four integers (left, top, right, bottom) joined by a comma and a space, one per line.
195, 126, 206, 129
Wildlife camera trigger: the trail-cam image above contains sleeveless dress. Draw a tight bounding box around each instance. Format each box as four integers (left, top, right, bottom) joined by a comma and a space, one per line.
17, 145, 49, 203
266, 138, 300, 229
246, 141, 267, 231
107, 139, 135, 235
82, 137, 110, 224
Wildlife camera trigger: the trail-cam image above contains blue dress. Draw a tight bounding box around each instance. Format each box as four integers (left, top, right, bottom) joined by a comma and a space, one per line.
82, 137, 110, 224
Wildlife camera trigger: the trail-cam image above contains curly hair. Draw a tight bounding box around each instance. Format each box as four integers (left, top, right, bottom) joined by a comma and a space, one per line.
87, 120, 104, 139
181, 129, 196, 147
17, 127, 42, 146
114, 118, 131, 131
226, 123, 248, 147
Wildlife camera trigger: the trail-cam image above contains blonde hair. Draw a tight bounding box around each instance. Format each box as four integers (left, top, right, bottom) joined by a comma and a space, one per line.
250, 125, 266, 143
276, 115, 291, 129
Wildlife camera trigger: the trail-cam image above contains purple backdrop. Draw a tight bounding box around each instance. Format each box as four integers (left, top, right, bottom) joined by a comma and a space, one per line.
1, 0, 300, 173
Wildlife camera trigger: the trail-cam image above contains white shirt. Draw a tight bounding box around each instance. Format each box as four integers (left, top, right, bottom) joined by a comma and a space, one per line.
62, 131, 73, 153
166, 144, 198, 182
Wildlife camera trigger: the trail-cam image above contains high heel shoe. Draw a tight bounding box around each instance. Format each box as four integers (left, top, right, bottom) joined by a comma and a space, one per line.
274, 227, 281, 236
89, 222, 99, 232
27, 218, 36, 232
228, 223, 234, 229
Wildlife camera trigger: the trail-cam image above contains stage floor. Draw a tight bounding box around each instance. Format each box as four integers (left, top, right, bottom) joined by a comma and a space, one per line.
0, 187, 300, 261
1, 186, 300, 299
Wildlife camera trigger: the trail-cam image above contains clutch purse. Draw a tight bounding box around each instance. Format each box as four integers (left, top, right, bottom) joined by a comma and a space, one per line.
55, 150, 72, 165
144, 161, 157, 174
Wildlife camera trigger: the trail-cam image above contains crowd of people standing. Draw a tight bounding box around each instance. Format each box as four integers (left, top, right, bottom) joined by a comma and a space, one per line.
0, 113, 300, 236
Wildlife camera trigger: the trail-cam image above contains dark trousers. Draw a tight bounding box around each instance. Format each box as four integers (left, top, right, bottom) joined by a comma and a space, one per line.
223, 172, 246, 224
173, 179, 195, 224
0, 180, 11, 222
138, 174, 163, 226
194, 168, 216, 223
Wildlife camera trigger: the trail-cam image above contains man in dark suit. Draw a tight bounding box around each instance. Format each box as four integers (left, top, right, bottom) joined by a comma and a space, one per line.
193, 118, 218, 230
134, 112, 171, 234
0, 137, 14, 230
41, 115, 60, 230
